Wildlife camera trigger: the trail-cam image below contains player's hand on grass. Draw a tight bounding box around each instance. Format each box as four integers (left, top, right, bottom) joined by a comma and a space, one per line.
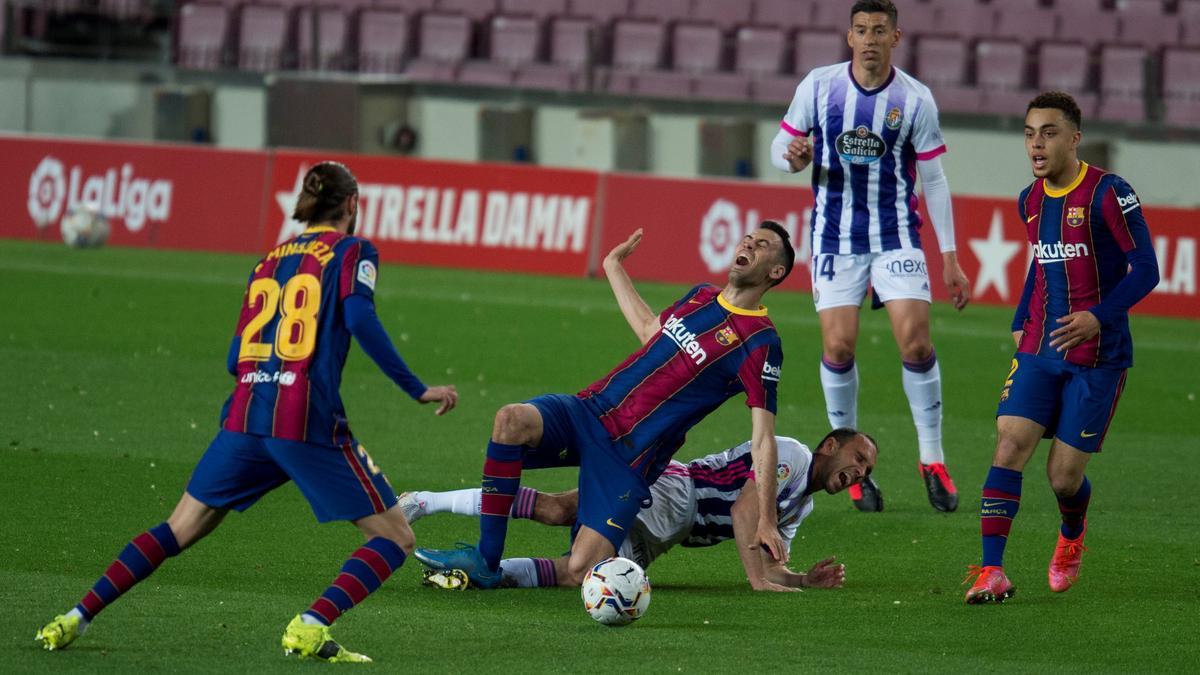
783, 136, 814, 172
604, 229, 643, 268
1049, 311, 1101, 352
753, 524, 789, 564
942, 252, 971, 311
419, 385, 458, 416
802, 557, 846, 589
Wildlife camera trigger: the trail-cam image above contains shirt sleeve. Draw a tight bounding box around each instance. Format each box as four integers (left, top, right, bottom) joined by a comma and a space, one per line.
657, 284, 708, 325
1012, 260, 1037, 332
338, 238, 380, 302
779, 72, 817, 140
738, 333, 782, 413
910, 93, 948, 160
344, 294, 428, 400
1089, 176, 1160, 327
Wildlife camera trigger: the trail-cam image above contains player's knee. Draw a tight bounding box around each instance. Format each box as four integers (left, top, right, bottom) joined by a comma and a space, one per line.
824, 342, 855, 364
562, 556, 594, 586
1047, 471, 1084, 498
899, 340, 933, 363
993, 435, 1027, 469
492, 404, 535, 444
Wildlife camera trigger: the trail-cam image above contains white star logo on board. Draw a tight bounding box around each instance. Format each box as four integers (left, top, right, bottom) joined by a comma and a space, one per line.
968, 208, 1021, 300
275, 167, 308, 244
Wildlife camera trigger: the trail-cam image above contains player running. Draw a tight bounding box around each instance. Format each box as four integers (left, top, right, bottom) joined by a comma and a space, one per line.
406, 430, 877, 591
964, 92, 1159, 604
35, 162, 458, 662
416, 224, 794, 591
770, 0, 970, 513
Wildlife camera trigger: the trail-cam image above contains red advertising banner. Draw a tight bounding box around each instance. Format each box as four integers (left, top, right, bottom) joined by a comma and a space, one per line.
1, 135, 269, 253
596, 172, 817, 288
267, 150, 600, 276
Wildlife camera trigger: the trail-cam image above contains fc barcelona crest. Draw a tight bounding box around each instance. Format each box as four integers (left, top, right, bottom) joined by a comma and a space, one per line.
1066, 206, 1086, 228
885, 107, 903, 130
715, 326, 739, 346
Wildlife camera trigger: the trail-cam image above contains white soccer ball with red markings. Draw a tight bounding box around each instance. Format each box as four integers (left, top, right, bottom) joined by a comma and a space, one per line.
60, 206, 110, 249
581, 557, 651, 626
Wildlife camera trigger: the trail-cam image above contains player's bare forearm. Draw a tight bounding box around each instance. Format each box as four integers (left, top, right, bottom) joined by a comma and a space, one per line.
941, 251, 971, 311
731, 484, 796, 591
749, 409, 786, 563
602, 229, 658, 345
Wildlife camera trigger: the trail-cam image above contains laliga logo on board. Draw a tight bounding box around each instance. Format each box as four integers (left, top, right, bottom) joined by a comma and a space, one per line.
698, 199, 810, 274
27, 155, 173, 231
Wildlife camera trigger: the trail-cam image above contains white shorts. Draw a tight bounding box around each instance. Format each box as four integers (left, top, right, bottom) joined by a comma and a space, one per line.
617, 466, 696, 570
811, 249, 932, 311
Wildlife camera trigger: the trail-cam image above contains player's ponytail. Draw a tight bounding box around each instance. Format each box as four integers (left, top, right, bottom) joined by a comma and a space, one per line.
292, 162, 359, 224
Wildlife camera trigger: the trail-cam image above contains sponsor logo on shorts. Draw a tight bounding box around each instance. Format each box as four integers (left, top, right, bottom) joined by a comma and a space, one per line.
1080, 430, 1098, 438
1066, 206, 1086, 228
835, 126, 888, 165
239, 370, 298, 386
885, 257, 928, 277
606, 517, 625, 531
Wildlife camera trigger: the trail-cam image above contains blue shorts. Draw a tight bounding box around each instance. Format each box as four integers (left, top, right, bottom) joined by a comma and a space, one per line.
996, 353, 1128, 453
187, 430, 398, 522
526, 394, 650, 552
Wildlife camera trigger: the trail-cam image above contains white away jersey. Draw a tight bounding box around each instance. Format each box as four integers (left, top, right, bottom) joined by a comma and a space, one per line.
677, 436, 814, 554
779, 63, 947, 255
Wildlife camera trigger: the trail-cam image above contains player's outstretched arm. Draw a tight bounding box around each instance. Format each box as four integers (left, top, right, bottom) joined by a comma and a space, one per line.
730, 480, 799, 592
344, 294, 458, 415
748, 408, 787, 564
602, 229, 660, 345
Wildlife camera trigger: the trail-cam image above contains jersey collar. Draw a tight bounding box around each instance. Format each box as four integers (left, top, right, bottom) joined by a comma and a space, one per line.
847, 62, 896, 97
1043, 161, 1089, 198
717, 293, 768, 317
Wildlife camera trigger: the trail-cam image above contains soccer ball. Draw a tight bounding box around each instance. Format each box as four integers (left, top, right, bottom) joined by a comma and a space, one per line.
60, 206, 111, 249
580, 557, 651, 626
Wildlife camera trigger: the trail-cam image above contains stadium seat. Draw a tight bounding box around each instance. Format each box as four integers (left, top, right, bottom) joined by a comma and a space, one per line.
373, 0, 436, 12
294, 5, 350, 71
177, 2, 230, 70
674, 22, 748, 102
913, 36, 979, 114
692, 0, 753, 32
628, 0, 691, 25
992, 5, 1057, 48
732, 26, 796, 104
405, 11, 472, 82
565, 0, 629, 26
810, 0, 851, 30
514, 15, 591, 91
1036, 42, 1098, 117
1054, 0, 1119, 48
898, 1, 937, 40
357, 8, 411, 73
1115, 0, 1179, 51
497, 0, 566, 20
794, 29, 848, 79
976, 40, 1034, 117
1097, 45, 1147, 123
237, 4, 289, 71
930, 1, 993, 43
436, 0, 497, 21
752, 0, 815, 33
458, 14, 540, 86
1162, 48, 1200, 128
1182, 0, 1200, 45
602, 19, 670, 96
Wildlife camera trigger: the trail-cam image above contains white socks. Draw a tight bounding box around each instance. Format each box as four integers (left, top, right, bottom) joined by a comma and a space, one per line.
819, 357, 859, 429
416, 488, 481, 517
902, 352, 944, 465
66, 608, 90, 632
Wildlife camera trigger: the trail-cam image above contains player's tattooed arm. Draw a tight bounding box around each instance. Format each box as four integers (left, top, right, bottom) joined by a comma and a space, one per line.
602, 228, 659, 345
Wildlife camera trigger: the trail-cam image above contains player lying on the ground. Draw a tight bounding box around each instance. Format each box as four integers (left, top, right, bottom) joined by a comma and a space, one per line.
416, 225, 795, 590
408, 430, 877, 591
963, 92, 1159, 605
35, 162, 458, 663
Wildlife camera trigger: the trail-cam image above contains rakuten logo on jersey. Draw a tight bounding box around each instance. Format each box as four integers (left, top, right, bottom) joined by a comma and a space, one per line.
27, 156, 173, 231
275, 167, 590, 251
662, 314, 707, 365
1033, 241, 1091, 264
698, 199, 810, 274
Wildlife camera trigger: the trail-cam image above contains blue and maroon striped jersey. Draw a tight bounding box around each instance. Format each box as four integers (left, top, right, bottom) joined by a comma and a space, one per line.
221, 225, 379, 446
578, 284, 783, 480
779, 63, 947, 255
1013, 163, 1158, 369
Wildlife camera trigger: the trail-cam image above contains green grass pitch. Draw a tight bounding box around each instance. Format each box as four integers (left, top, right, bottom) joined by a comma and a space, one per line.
2, 240, 1197, 673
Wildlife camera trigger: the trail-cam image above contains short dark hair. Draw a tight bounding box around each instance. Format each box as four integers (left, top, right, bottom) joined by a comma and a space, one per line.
292, 161, 359, 224
851, 0, 898, 27
1027, 91, 1083, 130
819, 427, 879, 457
760, 220, 795, 287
